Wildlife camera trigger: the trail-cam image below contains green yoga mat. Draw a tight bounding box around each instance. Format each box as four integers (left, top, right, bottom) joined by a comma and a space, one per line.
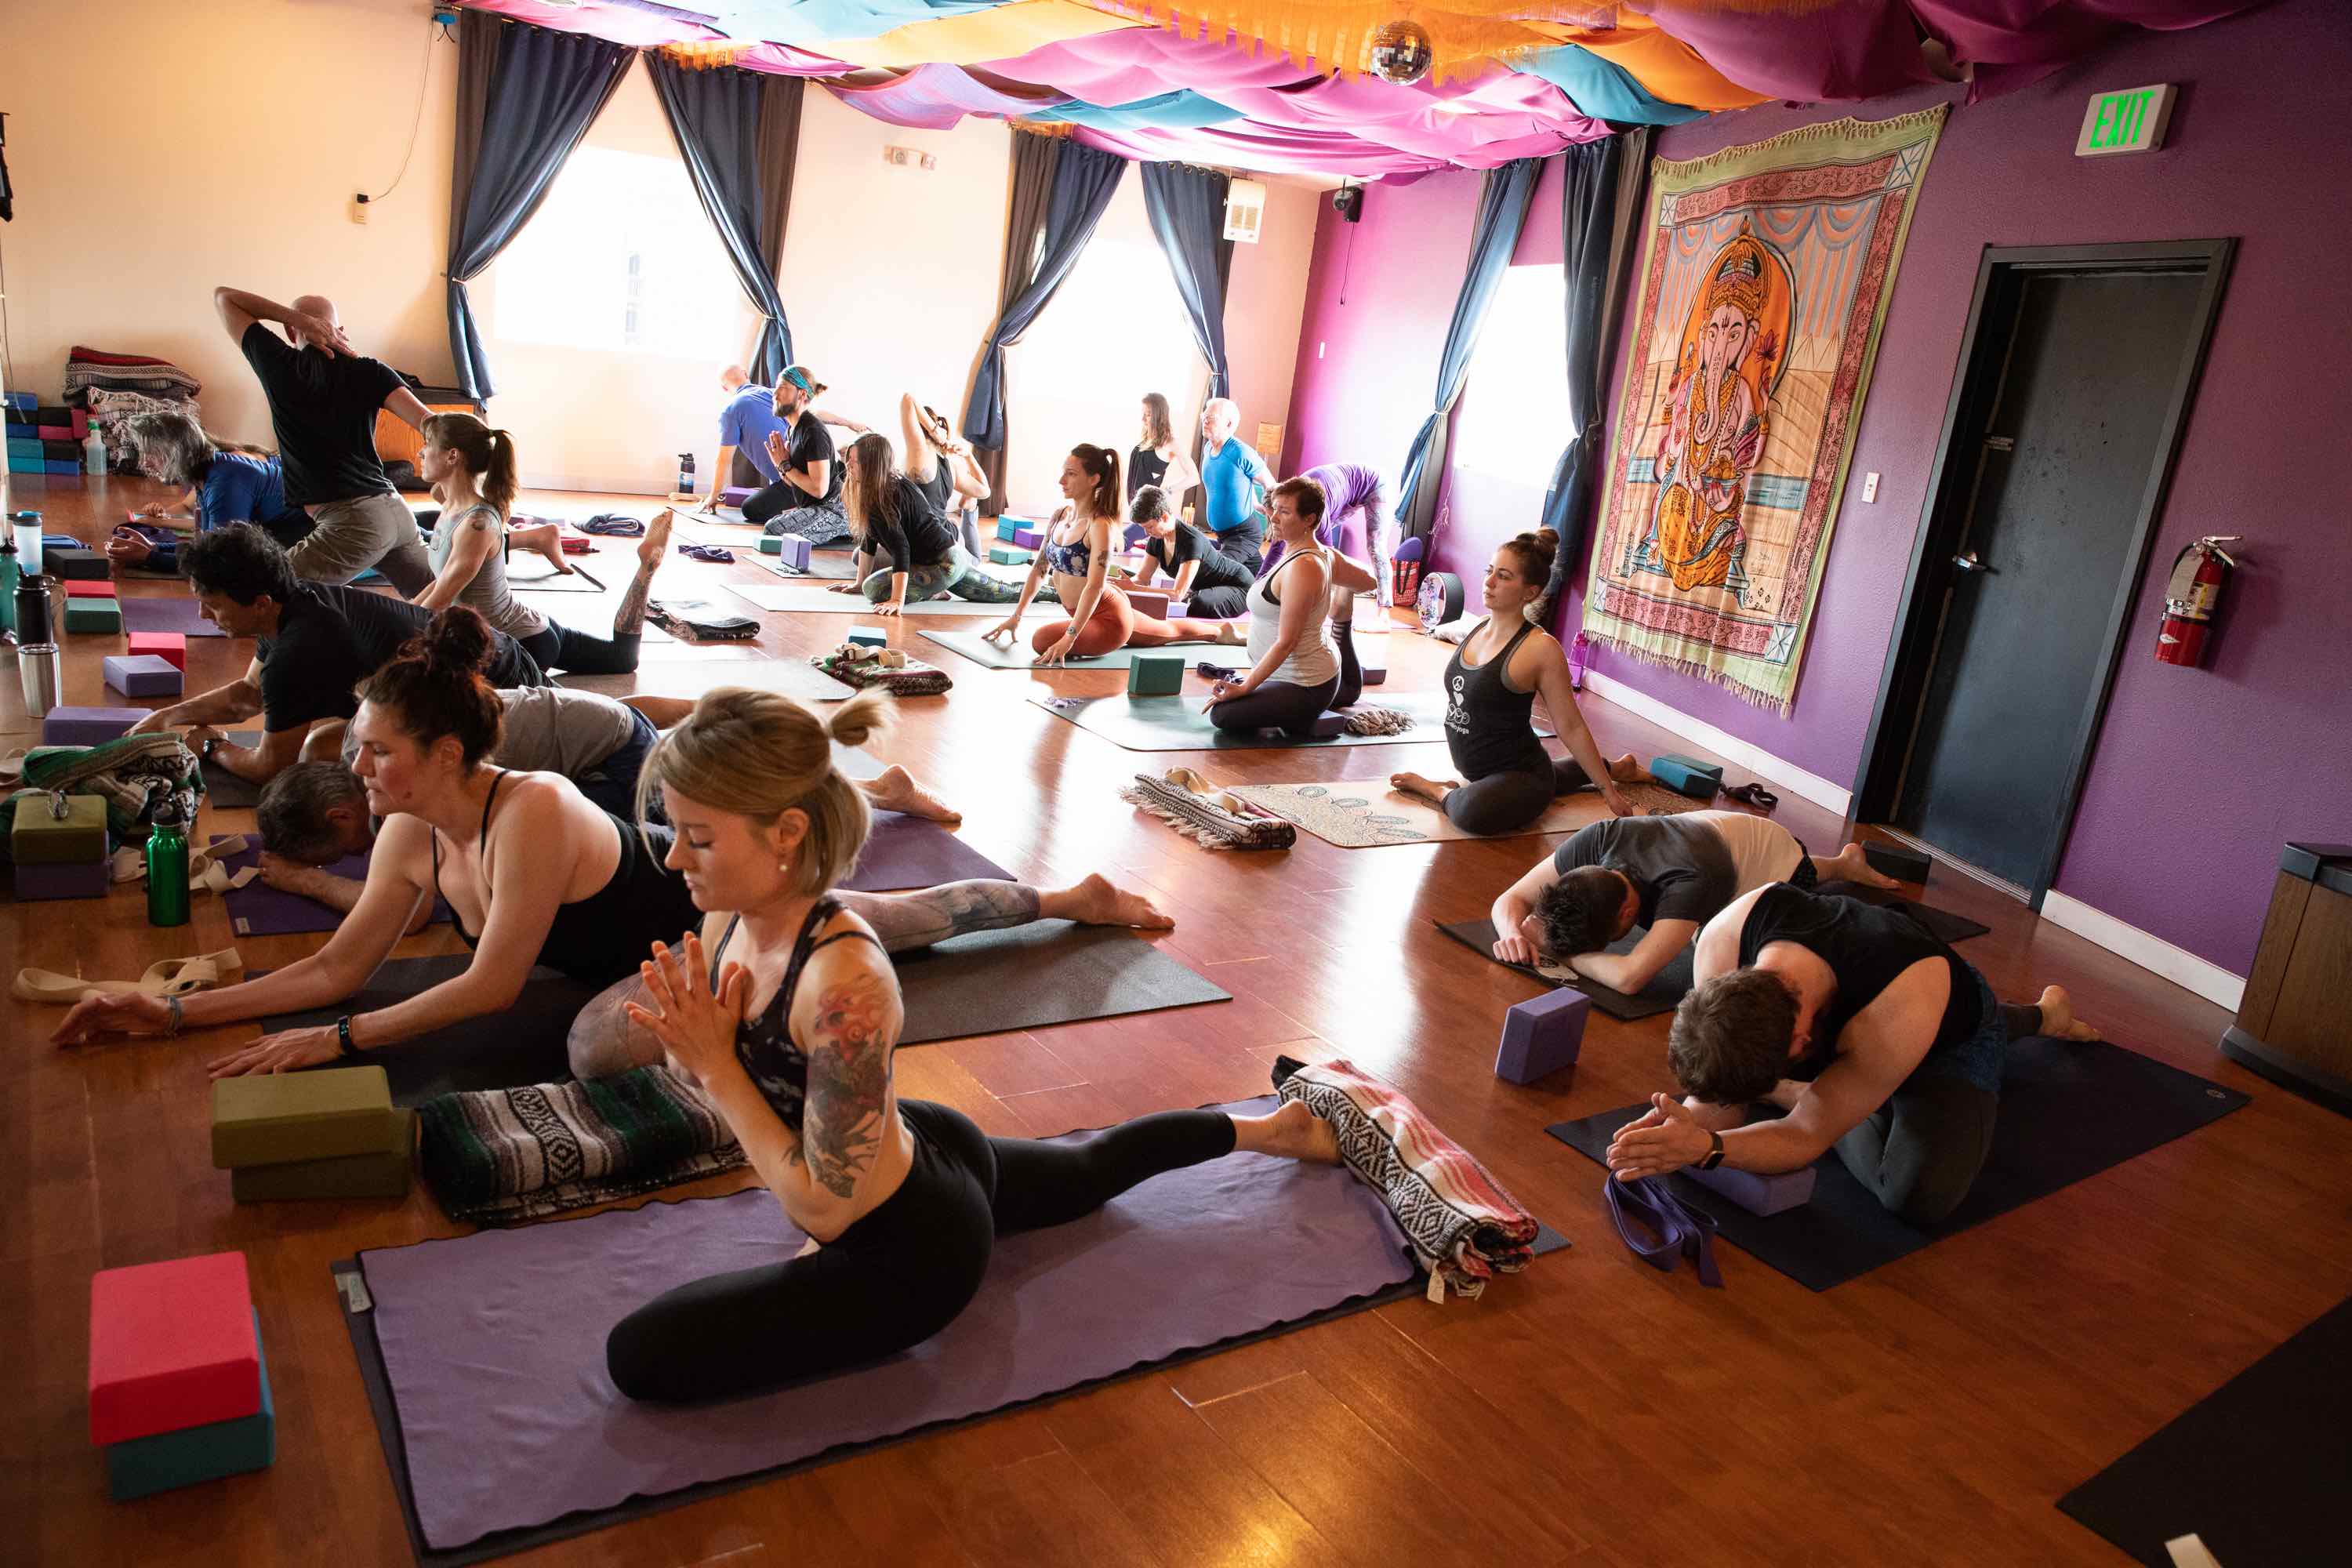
920, 628, 1226, 672
1030, 689, 1451, 751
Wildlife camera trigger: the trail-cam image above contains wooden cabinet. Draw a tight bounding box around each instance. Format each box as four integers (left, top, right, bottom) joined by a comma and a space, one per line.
376, 388, 478, 467
2223, 843, 2352, 1117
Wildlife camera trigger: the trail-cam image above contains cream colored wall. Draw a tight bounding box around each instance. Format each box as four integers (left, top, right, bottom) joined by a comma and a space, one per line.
2, 0, 458, 446
1223, 180, 1318, 477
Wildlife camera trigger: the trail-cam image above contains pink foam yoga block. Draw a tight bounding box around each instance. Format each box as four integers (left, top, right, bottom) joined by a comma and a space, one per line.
127, 631, 187, 670
41, 706, 151, 746
104, 654, 183, 698
1125, 589, 1171, 620
1495, 989, 1588, 1084
64, 579, 119, 600
1686, 1162, 1816, 1216
89, 1251, 260, 1445
15, 858, 111, 900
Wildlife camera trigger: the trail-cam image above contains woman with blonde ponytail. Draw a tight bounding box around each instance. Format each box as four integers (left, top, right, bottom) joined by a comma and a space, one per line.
415, 412, 670, 675
600, 686, 1343, 1404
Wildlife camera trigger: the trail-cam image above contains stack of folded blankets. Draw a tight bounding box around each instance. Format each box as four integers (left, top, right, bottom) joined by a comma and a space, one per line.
65, 347, 205, 471
11, 789, 112, 902
210, 1065, 414, 1202
88, 1251, 276, 1500
4, 390, 86, 475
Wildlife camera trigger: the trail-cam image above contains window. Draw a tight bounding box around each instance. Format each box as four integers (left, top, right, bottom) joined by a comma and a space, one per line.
492, 147, 744, 360
1452, 263, 1570, 483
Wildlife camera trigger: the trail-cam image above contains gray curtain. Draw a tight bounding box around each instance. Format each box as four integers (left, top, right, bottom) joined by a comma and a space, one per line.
1392, 157, 1544, 545
647, 57, 804, 383
445, 18, 633, 400
967, 131, 1062, 517
1537, 127, 1650, 613
1140, 162, 1232, 398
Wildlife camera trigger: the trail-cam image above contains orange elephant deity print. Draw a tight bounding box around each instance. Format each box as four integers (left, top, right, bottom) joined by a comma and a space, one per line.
1635, 225, 1791, 601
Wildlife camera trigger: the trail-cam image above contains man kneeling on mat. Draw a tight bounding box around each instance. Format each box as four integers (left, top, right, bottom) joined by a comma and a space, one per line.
1606, 884, 2099, 1225
1489, 812, 1898, 996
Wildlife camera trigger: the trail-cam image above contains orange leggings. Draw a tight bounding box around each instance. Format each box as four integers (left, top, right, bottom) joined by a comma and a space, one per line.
1032, 586, 1136, 656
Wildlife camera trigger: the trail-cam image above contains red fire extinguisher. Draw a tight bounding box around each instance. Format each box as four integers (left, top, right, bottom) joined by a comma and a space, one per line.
2154, 535, 2241, 667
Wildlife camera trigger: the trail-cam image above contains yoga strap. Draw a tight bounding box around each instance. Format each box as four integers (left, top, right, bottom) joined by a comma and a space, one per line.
107, 834, 261, 894
1604, 1174, 1724, 1288
14, 948, 245, 1004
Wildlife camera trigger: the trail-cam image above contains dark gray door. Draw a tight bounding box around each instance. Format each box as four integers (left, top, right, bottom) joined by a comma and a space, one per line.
1893, 268, 2207, 887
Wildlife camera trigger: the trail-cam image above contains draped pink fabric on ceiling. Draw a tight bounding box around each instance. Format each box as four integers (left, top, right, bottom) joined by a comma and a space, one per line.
978, 27, 1321, 104
1911, 0, 2279, 94
826, 60, 1067, 126
1069, 118, 1451, 181
1644, 0, 1937, 101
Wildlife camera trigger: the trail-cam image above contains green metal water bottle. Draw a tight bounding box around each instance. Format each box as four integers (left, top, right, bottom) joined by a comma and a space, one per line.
146, 798, 191, 928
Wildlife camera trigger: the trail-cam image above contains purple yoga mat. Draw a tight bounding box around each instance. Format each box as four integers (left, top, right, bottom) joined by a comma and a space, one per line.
120, 596, 226, 637
839, 811, 1013, 893
360, 1095, 1414, 1551
213, 839, 452, 936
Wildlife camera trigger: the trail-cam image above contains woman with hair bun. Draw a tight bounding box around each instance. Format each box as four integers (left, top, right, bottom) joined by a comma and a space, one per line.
1389, 528, 1648, 834
599, 685, 1345, 1403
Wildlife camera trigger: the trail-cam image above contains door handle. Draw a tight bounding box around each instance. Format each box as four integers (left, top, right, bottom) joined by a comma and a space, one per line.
1952, 551, 1988, 573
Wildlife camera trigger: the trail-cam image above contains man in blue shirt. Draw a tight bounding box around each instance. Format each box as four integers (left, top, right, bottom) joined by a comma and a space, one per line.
701, 365, 866, 514
1198, 397, 1272, 565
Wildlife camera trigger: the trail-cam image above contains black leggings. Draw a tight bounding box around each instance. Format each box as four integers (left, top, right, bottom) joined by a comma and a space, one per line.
604, 1098, 1236, 1403
1833, 1002, 2040, 1225
1186, 584, 1248, 621
1332, 617, 1363, 709
1208, 673, 1341, 739
520, 620, 641, 677
1212, 517, 1265, 564
1443, 753, 1592, 834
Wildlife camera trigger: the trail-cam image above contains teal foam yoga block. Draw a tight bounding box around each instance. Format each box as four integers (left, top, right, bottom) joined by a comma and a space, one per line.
1650, 754, 1722, 799
757, 535, 783, 554
106, 1318, 275, 1501
66, 599, 125, 634
989, 544, 1033, 566
994, 516, 1021, 542
1127, 651, 1185, 696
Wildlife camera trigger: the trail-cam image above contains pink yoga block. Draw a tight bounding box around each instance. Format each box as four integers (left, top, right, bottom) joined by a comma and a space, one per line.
15, 858, 111, 900
103, 654, 183, 698
1686, 1162, 1817, 1216
127, 631, 187, 670
1125, 589, 1171, 620
41, 706, 151, 746
89, 1251, 261, 1445
64, 579, 119, 600
1494, 989, 1588, 1084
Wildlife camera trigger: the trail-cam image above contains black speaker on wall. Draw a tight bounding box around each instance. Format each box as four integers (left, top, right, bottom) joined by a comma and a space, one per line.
1330, 186, 1363, 223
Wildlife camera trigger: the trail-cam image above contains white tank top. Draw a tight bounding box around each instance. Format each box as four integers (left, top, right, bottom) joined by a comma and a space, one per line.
1692, 810, 1806, 895
1245, 547, 1338, 688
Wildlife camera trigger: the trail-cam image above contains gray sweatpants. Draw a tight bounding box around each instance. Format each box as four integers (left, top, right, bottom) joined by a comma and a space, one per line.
289, 490, 434, 594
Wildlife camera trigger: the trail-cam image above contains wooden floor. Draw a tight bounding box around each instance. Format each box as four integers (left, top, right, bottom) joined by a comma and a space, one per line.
5, 474, 2346, 1567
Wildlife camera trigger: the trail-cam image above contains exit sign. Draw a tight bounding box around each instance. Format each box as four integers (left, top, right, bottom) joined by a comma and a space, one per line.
2077, 84, 2176, 157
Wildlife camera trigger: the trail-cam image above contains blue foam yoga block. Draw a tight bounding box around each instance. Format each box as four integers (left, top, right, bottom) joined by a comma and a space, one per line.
845, 625, 887, 649
1686, 1161, 1816, 1216
105, 1316, 275, 1501
989, 545, 1033, 566
1127, 651, 1185, 696
1495, 989, 1588, 1084
1650, 754, 1722, 799
104, 654, 183, 699
994, 516, 1021, 542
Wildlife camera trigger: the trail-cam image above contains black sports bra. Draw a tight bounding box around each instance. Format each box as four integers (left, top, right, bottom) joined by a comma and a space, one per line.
713, 897, 884, 1133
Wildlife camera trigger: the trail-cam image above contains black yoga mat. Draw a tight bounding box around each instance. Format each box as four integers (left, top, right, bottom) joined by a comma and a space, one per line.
1435, 918, 1690, 1022
263, 957, 602, 1107
119, 595, 226, 637
921, 627, 1222, 672
506, 564, 605, 594
1030, 689, 1452, 751
200, 731, 267, 808
2057, 1295, 2352, 1567
1815, 880, 1991, 943
1547, 1036, 2248, 1291
893, 920, 1229, 1044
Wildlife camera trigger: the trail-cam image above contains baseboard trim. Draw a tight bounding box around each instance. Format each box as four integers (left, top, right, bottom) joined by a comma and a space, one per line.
520, 473, 670, 498
2039, 890, 2246, 1013
1577, 670, 1852, 815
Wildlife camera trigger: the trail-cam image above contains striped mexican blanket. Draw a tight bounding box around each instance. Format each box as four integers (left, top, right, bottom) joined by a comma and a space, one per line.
64, 344, 203, 404
417, 1065, 746, 1225
1274, 1055, 1540, 1299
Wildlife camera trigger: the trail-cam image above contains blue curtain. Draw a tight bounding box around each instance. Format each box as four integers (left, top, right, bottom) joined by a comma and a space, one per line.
1393, 157, 1543, 543
647, 57, 804, 385
1140, 162, 1233, 398
963, 140, 1127, 453
446, 20, 633, 401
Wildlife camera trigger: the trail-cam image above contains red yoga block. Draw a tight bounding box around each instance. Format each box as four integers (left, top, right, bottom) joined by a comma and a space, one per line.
128, 631, 187, 670
64, 579, 120, 600
89, 1251, 261, 1445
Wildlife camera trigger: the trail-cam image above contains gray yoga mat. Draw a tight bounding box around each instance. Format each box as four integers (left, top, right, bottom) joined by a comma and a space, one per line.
341, 1094, 1421, 1555
920, 627, 1225, 672
120, 594, 225, 637
752, 550, 856, 582
200, 731, 267, 808
1436, 917, 1690, 1021
1031, 688, 1450, 751
893, 920, 1228, 1044
1548, 1036, 2248, 1291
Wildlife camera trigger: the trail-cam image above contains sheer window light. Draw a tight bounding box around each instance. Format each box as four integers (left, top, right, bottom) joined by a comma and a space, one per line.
1452, 263, 1570, 484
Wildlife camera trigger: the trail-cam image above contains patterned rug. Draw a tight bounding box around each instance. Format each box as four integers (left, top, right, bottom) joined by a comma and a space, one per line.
1226, 779, 1704, 848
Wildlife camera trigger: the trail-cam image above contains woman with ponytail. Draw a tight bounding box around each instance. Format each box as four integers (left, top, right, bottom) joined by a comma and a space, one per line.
597, 687, 1343, 1403
415, 412, 670, 675
1390, 528, 1650, 834
831, 434, 1023, 613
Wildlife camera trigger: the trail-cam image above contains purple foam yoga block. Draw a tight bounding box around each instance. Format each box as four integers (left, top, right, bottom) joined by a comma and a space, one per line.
1011, 526, 1044, 551
41, 706, 152, 746
15, 858, 111, 901
720, 486, 753, 508
1494, 989, 1588, 1084
775, 533, 811, 571
1306, 710, 1348, 738
1686, 1161, 1817, 1217
103, 654, 183, 699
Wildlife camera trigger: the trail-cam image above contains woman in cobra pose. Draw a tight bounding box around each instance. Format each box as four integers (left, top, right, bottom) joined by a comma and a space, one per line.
829, 435, 1022, 614
412, 412, 668, 675
600, 687, 1341, 1402
1391, 528, 1646, 834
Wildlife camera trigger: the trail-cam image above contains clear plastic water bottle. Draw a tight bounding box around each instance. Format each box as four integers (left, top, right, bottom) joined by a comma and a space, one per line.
9, 510, 40, 576
146, 797, 191, 928
84, 430, 109, 477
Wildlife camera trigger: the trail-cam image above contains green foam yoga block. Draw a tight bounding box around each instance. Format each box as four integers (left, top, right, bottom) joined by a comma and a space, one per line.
1650, 754, 1723, 799
66, 598, 125, 634
210, 1065, 398, 1169
106, 1317, 275, 1501
757, 535, 783, 554
1127, 651, 1185, 696
11, 793, 108, 864
230, 1109, 414, 1202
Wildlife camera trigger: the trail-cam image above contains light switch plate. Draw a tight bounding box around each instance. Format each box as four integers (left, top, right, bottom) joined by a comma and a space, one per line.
1862, 471, 1880, 503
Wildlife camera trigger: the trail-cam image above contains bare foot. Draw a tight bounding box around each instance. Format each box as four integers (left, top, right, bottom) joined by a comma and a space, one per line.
2035, 985, 2101, 1042
1233, 1098, 1341, 1164
1835, 841, 1903, 890
1606, 752, 1651, 785
1215, 620, 1245, 646
1390, 771, 1457, 806
640, 508, 676, 569
512, 522, 574, 574
863, 764, 960, 824
1049, 872, 1175, 931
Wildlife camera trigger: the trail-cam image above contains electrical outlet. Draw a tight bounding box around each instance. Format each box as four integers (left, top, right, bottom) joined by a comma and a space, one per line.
350, 193, 370, 226
1862, 471, 1880, 503
1318, 342, 1326, 359
920, 152, 936, 171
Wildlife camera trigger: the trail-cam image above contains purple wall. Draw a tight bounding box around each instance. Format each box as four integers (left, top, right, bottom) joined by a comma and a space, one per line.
1281, 0, 2352, 977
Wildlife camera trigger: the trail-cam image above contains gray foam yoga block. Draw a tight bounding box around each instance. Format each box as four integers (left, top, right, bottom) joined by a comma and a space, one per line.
1687, 1161, 1816, 1216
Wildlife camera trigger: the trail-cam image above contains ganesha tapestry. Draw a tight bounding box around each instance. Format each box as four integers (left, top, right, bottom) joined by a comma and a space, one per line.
1582, 107, 1945, 715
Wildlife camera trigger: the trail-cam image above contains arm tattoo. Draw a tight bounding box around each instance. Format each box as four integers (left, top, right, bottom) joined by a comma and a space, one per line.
800, 972, 898, 1200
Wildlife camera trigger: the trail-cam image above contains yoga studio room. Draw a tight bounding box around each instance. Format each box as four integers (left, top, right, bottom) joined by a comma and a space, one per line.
4, 0, 2348, 1562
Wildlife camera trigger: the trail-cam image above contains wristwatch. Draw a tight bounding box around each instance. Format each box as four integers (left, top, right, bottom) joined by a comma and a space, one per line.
1697, 1129, 1726, 1171
336, 1015, 358, 1057
201, 734, 223, 762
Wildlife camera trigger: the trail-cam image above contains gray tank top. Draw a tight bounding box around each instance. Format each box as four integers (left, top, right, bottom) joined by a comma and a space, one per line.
429, 502, 548, 641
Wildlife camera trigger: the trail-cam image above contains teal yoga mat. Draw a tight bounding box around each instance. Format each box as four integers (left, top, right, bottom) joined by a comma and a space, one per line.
1029, 689, 1452, 751
920, 628, 1227, 672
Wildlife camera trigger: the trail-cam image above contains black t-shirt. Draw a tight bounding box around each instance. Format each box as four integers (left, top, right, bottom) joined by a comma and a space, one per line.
1737, 884, 1981, 1076
1145, 521, 1254, 596
1129, 444, 1171, 499
865, 477, 957, 571
256, 584, 545, 733
1552, 816, 1739, 930
771, 416, 841, 507
239, 322, 405, 507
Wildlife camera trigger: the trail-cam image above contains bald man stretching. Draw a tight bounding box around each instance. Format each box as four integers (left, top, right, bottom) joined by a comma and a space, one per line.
214, 285, 436, 594
1199, 397, 1274, 565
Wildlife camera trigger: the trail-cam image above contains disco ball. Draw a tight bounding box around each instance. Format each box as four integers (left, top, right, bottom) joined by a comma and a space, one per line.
1368, 20, 1434, 86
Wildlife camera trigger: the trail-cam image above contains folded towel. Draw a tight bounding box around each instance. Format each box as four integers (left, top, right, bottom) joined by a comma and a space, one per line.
813, 651, 951, 696
1272, 1055, 1541, 1299
574, 514, 645, 537
677, 543, 735, 563
417, 1065, 746, 1225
